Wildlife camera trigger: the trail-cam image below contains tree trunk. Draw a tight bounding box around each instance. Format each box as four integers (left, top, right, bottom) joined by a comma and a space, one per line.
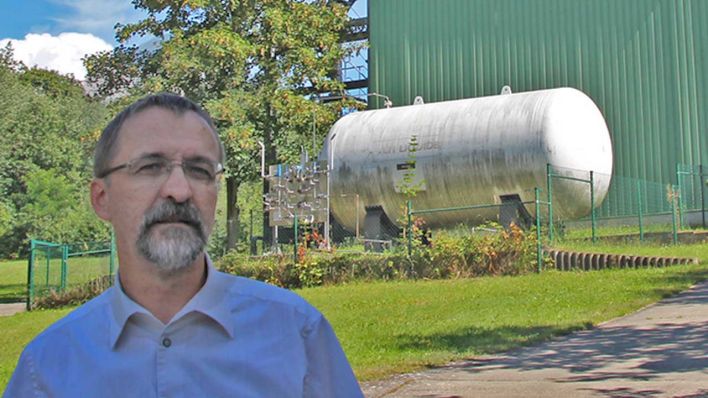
262, 103, 278, 248
225, 176, 241, 251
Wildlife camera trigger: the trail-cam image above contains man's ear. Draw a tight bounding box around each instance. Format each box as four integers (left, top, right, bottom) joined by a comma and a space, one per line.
90, 179, 111, 221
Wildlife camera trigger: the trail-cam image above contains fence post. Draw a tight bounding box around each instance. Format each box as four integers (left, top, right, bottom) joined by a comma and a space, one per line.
676, 165, 683, 228
61, 245, 68, 291
590, 171, 596, 244
27, 240, 36, 311
546, 163, 554, 242
671, 185, 678, 244
45, 245, 50, 289
700, 164, 706, 229
109, 229, 116, 281
535, 187, 542, 273
249, 209, 254, 247
293, 214, 299, 264
407, 200, 413, 256
637, 179, 644, 242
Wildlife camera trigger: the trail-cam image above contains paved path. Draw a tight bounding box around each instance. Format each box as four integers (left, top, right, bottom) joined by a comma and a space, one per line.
0, 302, 25, 317
362, 280, 708, 398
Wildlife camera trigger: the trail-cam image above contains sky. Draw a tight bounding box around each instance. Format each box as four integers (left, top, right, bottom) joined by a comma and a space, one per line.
0, 0, 148, 80
0, 0, 367, 82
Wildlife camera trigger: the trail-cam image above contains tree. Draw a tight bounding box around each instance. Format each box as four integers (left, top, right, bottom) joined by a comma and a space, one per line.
85, 0, 362, 250
20, 67, 85, 98
20, 169, 108, 245
0, 50, 110, 257
0, 42, 24, 71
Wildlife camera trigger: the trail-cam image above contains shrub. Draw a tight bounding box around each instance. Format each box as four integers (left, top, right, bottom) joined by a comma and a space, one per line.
33, 275, 112, 310
29, 225, 541, 309
218, 252, 300, 288
216, 224, 542, 288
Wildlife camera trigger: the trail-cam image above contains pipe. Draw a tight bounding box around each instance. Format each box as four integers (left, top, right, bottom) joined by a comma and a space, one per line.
258, 141, 266, 178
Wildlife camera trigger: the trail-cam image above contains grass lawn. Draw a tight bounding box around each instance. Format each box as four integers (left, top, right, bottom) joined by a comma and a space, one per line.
0, 256, 114, 304
302, 261, 707, 380
0, 260, 26, 304
1, 241, 705, 390
0, 308, 71, 389
555, 223, 708, 245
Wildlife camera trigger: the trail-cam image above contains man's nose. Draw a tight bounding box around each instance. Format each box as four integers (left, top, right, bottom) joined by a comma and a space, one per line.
158, 164, 193, 203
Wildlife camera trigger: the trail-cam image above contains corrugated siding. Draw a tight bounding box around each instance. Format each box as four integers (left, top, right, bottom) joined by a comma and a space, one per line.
369, 0, 707, 204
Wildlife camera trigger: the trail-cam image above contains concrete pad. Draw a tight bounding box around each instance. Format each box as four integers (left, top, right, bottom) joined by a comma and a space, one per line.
0, 303, 26, 317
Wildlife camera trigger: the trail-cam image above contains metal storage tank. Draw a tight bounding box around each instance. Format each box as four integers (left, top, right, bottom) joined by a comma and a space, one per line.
368, 0, 708, 218
321, 87, 613, 232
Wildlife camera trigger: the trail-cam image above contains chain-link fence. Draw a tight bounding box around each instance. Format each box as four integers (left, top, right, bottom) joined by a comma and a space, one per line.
405, 189, 547, 271
248, 186, 549, 266
547, 163, 706, 245
28, 238, 116, 310
677, 163, 707, 229
245, 163, 706, 260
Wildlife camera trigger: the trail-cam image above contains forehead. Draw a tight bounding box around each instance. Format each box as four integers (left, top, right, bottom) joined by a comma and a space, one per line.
114, 106, 220, 161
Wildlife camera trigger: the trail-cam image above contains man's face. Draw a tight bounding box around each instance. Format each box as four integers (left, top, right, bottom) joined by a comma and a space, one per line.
91, 107, 221, 274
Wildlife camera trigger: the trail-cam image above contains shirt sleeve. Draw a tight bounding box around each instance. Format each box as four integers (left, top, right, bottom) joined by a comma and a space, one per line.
302, 313, 363, 398
3, 349, 41, 398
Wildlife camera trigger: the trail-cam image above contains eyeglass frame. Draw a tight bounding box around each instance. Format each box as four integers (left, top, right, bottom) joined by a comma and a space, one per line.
96, 154, 225, 184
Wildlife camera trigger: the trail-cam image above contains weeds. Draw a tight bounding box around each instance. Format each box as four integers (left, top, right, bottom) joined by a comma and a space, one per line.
32, 275, 112, 310
218, 223, 541, 288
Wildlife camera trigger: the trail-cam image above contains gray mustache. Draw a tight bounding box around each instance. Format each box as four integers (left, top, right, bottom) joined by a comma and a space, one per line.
143, 200, 203, 233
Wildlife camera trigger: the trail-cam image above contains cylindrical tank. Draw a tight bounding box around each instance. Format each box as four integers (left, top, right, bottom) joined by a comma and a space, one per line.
320, 87, 613, 232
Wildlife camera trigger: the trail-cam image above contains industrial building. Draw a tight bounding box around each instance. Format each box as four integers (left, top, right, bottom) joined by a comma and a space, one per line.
363, 0, 707, 220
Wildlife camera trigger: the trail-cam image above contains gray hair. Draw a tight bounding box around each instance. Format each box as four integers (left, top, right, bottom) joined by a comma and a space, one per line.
93, 93, 226, 177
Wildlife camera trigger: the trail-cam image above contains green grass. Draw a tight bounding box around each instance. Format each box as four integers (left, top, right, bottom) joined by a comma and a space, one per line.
557, 223, 706, 242
0, 308, 71, 388
1, 243, 706, 389
0, 260, 26, 303
300, 261, 707, 380
0, 256, 114, 304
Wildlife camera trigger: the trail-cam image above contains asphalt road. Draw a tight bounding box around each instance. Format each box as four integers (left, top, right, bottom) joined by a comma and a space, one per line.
362, 280, 708, 398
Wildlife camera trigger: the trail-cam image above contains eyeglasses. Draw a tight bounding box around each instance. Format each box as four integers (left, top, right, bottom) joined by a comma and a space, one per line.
98, 155, 224, 184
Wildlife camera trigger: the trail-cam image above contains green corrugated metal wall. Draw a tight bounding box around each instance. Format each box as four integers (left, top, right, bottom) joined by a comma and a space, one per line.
368, 0, 707, 208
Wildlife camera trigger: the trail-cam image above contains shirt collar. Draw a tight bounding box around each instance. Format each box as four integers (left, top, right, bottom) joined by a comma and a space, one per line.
109, 275, 150, 349
108, 254, 235, 349
173, 255, 235, 339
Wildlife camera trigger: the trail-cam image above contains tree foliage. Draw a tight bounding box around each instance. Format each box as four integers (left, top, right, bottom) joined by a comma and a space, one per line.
86, 0, 363, 249
0, 45, 110, 257
20, 169, 108, 245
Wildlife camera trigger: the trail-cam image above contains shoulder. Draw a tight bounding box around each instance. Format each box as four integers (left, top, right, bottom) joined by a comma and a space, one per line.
25, 288, 113, 351
216, 271, 322, 320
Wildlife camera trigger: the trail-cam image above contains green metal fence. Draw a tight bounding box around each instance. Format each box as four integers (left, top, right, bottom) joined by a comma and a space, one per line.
677, 163, 707, 229
406, 187, 549, 272
547, 163, 706, 245
27, 237, 117, 310
248, 163, 705, 259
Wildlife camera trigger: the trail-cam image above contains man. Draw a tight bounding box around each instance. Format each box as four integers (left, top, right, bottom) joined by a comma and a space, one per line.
4, 93, 363, 397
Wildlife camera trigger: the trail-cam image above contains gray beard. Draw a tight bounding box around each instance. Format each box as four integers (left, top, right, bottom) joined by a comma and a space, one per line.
136, 201, 207, 275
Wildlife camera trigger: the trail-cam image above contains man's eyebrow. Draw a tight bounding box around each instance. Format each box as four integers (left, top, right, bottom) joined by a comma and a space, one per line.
185, 155, 219, 163
132, 153, 218, 163
135, 152, 167, 160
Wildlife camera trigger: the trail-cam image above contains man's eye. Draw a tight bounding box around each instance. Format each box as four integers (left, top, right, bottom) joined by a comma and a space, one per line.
134, 162, 165, 175
184, 163, 214, 180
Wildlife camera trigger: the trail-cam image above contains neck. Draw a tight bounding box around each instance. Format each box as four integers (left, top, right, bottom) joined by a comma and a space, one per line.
119, 253, 208, 324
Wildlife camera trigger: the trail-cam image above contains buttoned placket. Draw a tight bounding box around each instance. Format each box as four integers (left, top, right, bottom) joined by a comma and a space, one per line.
156, 326, 173, 398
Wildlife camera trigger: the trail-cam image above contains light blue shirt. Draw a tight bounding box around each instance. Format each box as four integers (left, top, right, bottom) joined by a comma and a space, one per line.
3, 257, 362, 397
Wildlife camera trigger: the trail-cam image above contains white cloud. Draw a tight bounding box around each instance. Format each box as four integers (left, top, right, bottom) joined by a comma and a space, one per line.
50, 0, 146, 44
0, 32, 112, 80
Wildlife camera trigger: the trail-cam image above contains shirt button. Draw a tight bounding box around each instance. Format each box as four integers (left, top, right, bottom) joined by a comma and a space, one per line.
162, 337, 172, 348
